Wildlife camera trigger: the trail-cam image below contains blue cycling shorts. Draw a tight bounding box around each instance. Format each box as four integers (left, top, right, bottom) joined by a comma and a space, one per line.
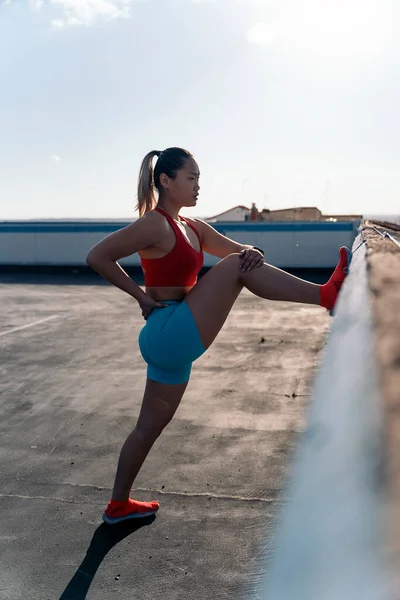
138, 299, 206, 384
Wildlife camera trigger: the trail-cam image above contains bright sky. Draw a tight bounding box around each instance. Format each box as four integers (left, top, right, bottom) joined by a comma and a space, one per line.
1, 0, 399, 220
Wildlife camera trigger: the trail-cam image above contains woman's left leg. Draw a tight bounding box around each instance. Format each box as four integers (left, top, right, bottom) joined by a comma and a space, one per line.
185, 247, 350, 349
111, 377, 188, 502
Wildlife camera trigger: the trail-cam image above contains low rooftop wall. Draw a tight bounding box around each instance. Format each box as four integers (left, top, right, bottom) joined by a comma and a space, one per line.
258, 221, 400, 599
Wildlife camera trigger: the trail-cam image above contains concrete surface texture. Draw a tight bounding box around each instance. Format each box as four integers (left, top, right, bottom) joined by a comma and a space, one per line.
365, 222, 400, 581
0, 273, 330, 599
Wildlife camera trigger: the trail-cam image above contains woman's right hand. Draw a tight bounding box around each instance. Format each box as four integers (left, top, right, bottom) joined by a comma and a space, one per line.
138, 295, 168, 320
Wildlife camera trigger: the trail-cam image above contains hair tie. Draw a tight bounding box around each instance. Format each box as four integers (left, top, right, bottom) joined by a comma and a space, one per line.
156, 150, 162, 158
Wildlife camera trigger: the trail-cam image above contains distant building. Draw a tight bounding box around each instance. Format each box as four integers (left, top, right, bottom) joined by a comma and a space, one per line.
206, 203, 362, 222
260, 206, 322, 221
206, 205, 250, 222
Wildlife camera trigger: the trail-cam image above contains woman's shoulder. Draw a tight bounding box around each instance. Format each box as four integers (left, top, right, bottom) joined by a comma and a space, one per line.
181, 215, 205, 228
131, 210, 170, 245
140, 209, 169, 230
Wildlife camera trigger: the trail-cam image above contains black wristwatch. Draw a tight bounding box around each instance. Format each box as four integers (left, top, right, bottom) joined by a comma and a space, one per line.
252, 246, 264, 256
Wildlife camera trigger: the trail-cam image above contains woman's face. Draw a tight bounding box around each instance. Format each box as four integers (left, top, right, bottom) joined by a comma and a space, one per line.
161, 157, 200, 208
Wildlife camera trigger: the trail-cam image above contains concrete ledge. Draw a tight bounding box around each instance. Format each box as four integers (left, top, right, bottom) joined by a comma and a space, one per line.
258, 228, 398, 599
365, 222, 400, 588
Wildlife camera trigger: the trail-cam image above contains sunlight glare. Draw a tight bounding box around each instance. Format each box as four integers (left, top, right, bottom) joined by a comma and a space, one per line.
275, 0, 391, 66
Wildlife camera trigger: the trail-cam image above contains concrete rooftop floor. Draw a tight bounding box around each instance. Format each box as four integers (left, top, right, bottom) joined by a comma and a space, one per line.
0, 271, 331, 600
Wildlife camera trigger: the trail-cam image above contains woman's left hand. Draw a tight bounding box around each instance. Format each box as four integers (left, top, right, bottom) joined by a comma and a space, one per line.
239, 248, 264, 272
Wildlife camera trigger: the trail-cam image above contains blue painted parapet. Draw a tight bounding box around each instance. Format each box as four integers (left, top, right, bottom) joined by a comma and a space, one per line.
0, 220, 360, 268
256, 233, 396, 599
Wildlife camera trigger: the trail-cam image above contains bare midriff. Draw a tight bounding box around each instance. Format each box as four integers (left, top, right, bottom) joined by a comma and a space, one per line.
145, 286, 193, 302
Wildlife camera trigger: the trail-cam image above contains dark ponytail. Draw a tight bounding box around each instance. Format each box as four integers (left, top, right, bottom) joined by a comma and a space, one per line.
136, 147, 193, 217
136, 150, 160, 217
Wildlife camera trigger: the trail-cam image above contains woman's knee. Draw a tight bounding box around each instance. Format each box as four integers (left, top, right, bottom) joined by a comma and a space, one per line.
219, 253, 242, 272
135, 419, 166, 443
136, 398, 177, 438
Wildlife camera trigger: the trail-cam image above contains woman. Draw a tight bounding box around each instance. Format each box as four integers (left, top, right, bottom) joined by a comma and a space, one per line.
86, 147, 351, 525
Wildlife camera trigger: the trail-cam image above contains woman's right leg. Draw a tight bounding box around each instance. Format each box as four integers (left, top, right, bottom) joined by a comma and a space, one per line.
111, 377, 188, 501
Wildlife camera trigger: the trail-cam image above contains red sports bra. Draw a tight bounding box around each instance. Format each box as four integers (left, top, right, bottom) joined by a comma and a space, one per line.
140, 207, 204, 287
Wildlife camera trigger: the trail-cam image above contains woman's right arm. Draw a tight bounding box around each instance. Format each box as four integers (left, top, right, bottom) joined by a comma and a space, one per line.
85, 213, 163, 302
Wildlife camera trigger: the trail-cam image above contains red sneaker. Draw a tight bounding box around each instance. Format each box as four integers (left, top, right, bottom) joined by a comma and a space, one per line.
320, 246, 352, 315
103, 498, 159, 525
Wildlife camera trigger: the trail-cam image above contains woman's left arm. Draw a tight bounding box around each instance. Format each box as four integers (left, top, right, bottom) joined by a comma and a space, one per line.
193, 218, 264, 270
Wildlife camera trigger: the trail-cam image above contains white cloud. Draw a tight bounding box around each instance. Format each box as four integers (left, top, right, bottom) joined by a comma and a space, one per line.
52, 155, 61, 161
247, 22, 281, 45
17, 0, 133, 27
53, 0, 131, 26
29, 0, 45, 9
